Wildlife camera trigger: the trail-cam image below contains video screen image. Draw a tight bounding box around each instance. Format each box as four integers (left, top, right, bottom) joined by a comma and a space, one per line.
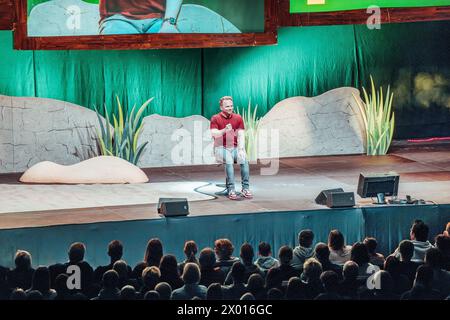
27, 0, 265, 37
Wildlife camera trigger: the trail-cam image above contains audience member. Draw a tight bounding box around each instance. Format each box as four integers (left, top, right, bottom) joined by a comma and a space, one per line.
424, 247, 450, 298
172, 263, 207, 300
266, 246, 299, 291
25, 266, 57, 300
199, 248, 225, 287
206, 283, 223, 300
247, 273, 267, 300
315, 271, 342, 300
397, 240, 421, 285
224, 243, 263, 285
393, 220, 433, 263
363, 237, 385, 268
291, 229, 314, 271
255, 242, 280, 274
178, 241, 199, 275
155, 282, 172, 300
222, 262, 248, 300
214, 239, 239, 275
132, 238, 163, 281
96, 270, 120, 300
328, 230, 352, 266
7, 250, 34, 291
159, 254, 184, 290
401, 265, 441, 300
94, 240, 131, 284
314, 242, 342, 277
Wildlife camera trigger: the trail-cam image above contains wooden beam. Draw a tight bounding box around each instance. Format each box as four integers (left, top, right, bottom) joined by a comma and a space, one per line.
0, 0, 14, 30
278, 0, 450, 26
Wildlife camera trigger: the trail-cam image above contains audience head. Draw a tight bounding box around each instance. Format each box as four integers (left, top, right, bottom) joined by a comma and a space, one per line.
107, 240, 123, 262
410, 220, 429, 242
144, 290, 160, 300
199, 247, 216, 270
55, 273, 69, 294
159, 254, 180, 276
120, 285, 136, 300
144, 238, 163, 267
373, 270, 394, 292
258, 242, 272, 257
351, 242, 370, 266
399, 240, 414, 262
384, 256, 401, 277
206, 283, 223, 300
435, 234, 450, 256
182, 263, 201, 285
285, 277, 303, 300
68, 242, 86, 264
214, 239, 234, 261
414, 264, 434, 289
14, 250, 32, 271
240, 243, 254, 264
69, 292, 87, 300
142, 266, 161, 290
267, 288, 283, 300
298, 229, 314, 248
278, 245, 293, 265
314, 242, 330, 262
343, 261, 359, 281
10, 288, 27, 300
328, 230, 345, 251
320, 271, 340, 293
183, 240, 198, 262
240, 292, 255, 300
230, 261, 246, 284
112, 260, 129, 279
424, 247, 442, 268
303, 258, 323, 281
155, 282, 172, 300
27, 290, 43, 300
363, 237, 378, 255
102, 270, 119, 289
247, 274, 265, 294
31, 266, 51, 293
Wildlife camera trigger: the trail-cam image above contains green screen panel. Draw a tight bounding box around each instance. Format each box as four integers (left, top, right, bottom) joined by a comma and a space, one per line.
290, 0, 450, 13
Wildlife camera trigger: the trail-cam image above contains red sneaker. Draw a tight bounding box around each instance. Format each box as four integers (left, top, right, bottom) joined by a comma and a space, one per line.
228, 190, 238, 200
241, 189, 253, 199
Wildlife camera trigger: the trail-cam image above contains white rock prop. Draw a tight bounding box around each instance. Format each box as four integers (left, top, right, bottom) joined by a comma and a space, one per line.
19, 156, 149, 184
257, 87, 366, 158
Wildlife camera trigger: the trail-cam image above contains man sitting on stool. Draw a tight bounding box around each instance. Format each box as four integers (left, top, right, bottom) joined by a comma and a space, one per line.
210, 96, 252, 200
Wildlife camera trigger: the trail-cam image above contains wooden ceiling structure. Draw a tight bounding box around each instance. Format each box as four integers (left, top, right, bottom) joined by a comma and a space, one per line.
0, 0, 449, 49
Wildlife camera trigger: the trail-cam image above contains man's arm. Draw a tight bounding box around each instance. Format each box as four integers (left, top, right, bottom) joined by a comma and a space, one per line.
237, 129, 246, 151
211, 124, 232, 138
164, 0, 183, 21
159, 0, 183, 33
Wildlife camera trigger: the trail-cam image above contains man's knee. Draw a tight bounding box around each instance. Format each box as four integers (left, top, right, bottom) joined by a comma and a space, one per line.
100, 18, 138, 35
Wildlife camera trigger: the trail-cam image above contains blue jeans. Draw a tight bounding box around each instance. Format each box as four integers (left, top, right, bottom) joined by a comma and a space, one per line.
215, 147, 250, 192
100, 14, 163, 35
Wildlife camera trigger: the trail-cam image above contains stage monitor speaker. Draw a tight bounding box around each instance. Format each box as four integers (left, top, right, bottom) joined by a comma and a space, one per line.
315, 188, 344, 205
326, 192, 355, 208
158, 198, 189, 217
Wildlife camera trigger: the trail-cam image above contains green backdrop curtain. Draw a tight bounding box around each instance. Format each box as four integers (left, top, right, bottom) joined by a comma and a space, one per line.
1, 20, 449, 138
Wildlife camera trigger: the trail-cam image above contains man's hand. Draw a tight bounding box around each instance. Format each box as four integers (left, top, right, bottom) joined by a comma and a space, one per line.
224, 124, 233, 132
159, 21, 179, 33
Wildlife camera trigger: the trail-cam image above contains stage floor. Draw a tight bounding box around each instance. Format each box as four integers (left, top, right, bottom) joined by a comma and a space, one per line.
1, 141, 450, 229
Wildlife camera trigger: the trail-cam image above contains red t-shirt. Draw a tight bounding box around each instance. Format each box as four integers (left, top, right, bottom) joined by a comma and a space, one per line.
210, 112, 245, 148
99, 0, 166, 22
